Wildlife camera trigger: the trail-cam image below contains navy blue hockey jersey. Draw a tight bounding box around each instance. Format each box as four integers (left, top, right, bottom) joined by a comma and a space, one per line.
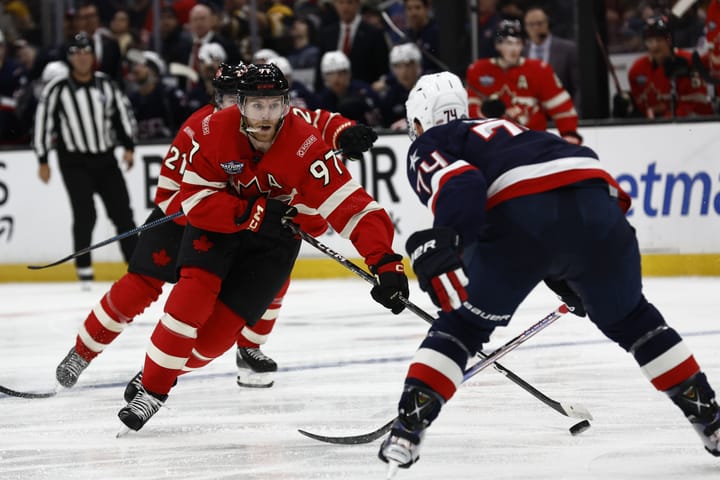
407, 118, 630, 242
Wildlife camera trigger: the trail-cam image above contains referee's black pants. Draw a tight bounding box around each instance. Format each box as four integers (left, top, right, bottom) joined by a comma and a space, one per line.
58, 151, 137, 272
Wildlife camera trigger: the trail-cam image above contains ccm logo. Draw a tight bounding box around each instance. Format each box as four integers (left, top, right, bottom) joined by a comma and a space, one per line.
248, 203, 265, 231
410, 240, 436, 262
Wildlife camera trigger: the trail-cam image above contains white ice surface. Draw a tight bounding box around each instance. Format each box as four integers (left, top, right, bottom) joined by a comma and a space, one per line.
1, 277, 719, 479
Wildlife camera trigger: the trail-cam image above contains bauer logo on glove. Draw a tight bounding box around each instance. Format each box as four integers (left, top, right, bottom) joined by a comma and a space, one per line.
406, 227, 469, 312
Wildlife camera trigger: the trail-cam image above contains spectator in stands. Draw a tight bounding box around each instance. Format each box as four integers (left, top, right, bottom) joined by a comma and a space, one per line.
0, 27, 28, 144
316, 50, 383, 127
109, 9, 138, 57
617, 15, 714, 119
475, 0, 503, 59
126, 50, 181, 140
403, 0, 439, 73
182, 2, 240, 81
378, 43, 423, 130
286, 16, 321, 90
269, 55, 319, 109
151, 6, 193, 66
185, 42, 227, 114
74, 2, 123, 81
522, 5, 580, 114
316, 0, 389, 90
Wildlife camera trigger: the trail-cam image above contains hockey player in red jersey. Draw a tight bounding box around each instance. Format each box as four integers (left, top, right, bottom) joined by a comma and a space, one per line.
118, 63, 407, 432
56, 63, 379, 392
377, 71, 719, 475
465, 19, 581, 144
625, 15, 713, 119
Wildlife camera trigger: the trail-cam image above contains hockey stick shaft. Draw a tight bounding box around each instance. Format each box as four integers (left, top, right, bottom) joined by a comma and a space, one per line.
289, 224, 589, 420
380, 11, 452, 72
0, 384, 57, 399
27, 211, 183, 270
298, 304, 568, 444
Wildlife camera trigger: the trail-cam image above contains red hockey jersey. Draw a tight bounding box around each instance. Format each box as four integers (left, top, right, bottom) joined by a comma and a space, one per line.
628, 49, 713, 118
180, 108, 396, 267
465, 57, 578, 134
154, 106, 356, 228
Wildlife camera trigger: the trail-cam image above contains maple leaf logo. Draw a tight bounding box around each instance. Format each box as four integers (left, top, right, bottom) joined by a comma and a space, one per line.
152, 249, 172, 267
193, 235, 214, 253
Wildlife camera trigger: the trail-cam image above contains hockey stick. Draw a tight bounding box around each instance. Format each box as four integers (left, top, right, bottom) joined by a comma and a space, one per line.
27, 211, 183, 270
288, 225, 589, 440
289, 223, 590, 419
298, 304, 569, 444
379, 11, 452, 72
0, 384, 57, 399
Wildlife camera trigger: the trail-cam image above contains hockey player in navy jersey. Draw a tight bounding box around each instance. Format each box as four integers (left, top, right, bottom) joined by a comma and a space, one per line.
378, 71, 720, 474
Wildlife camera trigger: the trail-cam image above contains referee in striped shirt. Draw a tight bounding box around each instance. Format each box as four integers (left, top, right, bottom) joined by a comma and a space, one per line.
33, 32, 138, 288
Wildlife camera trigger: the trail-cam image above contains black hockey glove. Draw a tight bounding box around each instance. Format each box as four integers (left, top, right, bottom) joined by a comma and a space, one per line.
480, 98, 506, 118
612, 92, 635, 118
544, 279, 586, 317
662, 55, 691, 79
369, 253, 409, 314
236, 197, 298, 239
337, 124, 378, 161
406, 227, 469, 312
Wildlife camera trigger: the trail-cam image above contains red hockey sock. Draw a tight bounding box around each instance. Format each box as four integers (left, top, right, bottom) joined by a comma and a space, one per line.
75, 273, 164, 360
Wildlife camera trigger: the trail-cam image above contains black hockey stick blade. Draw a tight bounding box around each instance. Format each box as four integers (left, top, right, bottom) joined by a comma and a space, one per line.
27, 211, 183, 270
298, 418, 395, 445
0, 384, 57, 399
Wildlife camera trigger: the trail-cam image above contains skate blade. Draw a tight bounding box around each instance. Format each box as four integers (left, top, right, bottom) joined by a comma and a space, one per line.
116, 425, 132, 438
386, 460, 400, 479
236, 371, 274, 388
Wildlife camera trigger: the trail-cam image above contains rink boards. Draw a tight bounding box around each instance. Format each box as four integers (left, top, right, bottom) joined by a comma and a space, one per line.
1, 121, 720, 281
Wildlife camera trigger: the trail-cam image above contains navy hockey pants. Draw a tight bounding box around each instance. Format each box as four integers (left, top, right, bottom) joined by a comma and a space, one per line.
433, 179, 661, 353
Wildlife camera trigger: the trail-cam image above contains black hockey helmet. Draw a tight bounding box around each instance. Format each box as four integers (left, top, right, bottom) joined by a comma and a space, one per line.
66, 32, 94, 56
643, 15, 672, 40
212, 62, 246, 93
495, 19, 524, 42
237, 63, 289, 100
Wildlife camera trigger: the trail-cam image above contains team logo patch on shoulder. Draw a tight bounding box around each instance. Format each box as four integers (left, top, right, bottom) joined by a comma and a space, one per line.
297, 134, 317, 157
479, 75, 495, 86
220, 161, 244, 174
202, 115, 211, 135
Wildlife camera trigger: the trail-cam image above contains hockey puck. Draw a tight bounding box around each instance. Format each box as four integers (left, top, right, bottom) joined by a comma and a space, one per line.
569, 420, 591, 436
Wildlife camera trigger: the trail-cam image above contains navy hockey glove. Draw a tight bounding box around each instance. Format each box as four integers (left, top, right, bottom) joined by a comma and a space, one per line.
544, 279, 586, 317
406, 227, 469, 312
369, 253, 409, 314
337, 124, 378, 160
236, 197, 298, 238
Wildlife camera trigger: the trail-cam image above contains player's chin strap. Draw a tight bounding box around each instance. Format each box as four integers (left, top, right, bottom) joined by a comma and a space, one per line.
285, 221, 592, 423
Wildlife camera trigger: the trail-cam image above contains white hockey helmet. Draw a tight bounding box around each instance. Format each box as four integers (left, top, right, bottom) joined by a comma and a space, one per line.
41, 60, 70, 83
321, 50, 350, 74
252, 48, 279, 63
198, 42, 227, 65
390, 43, 422, 65
269, 56, 293, 78
405, 71, 468, 141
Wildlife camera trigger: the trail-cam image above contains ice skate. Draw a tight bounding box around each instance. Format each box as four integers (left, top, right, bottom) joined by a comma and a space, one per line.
669, 372, 720, 456
236, 347, 277, 388
55, 347, 90, 388
378, 384, 444, 475
124, 371, 177, 403
378, 419, 424, 475
118, 386, 167, 433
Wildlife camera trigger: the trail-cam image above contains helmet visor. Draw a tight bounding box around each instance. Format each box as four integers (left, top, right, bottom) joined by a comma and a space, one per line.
240, 95, 289, 121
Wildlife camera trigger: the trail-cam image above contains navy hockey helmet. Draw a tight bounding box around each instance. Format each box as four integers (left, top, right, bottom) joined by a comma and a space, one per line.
66, 32, 94, 57
643, 15, 672, 40
495, 19, 524, 43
